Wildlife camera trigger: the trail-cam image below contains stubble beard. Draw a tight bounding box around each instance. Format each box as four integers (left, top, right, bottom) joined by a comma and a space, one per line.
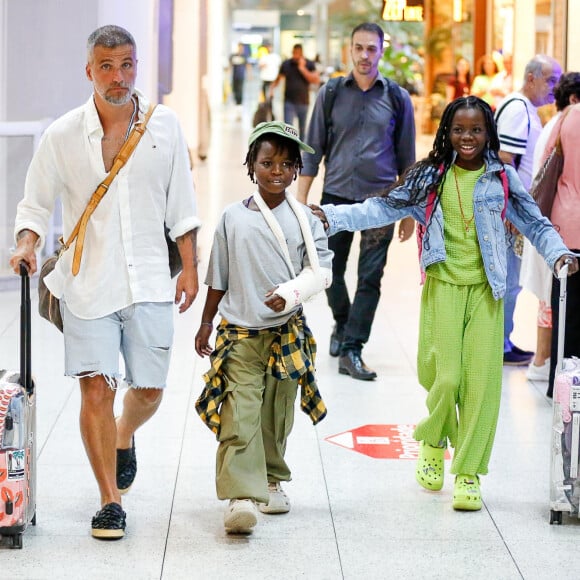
96, 83, 134, 106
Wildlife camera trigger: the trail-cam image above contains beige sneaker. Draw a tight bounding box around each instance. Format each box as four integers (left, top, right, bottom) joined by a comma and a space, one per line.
258, 482, 291, 514
224, 499, 258, 534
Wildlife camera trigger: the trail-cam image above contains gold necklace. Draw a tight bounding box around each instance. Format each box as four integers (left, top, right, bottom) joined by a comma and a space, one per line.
453, 165, 475, 233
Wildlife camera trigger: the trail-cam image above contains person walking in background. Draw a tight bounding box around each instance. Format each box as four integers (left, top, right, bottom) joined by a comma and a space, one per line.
495, 54, 562, 366
194, 122, 332, 534
230, 42, 249, 120
269, 44, 320, 139
490, 52, 513, 109
258, 41, 281, 107
9, 25, 200, 540
446, 57, 471, 102
470, 54, 499, 109
521, 72, 580, 383
298, 22, 415, 381
312, 96, 578, 511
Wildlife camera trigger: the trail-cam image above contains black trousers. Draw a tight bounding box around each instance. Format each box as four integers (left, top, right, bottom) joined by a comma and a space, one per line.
548, 250, 580, 397
321, 192, 394, 354
232, 77, 244, 105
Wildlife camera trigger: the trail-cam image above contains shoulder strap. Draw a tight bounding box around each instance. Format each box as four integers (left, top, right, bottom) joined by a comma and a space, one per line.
495, 97, 530, 137
416, 164, 442, 283
500, 167, 508, 220
251, 191, 320, 278
384, 78, 404, 144
67, 103, 156, 276
323, 77, 342, 132
494, 97, 530, 170
554, 105, 573, 152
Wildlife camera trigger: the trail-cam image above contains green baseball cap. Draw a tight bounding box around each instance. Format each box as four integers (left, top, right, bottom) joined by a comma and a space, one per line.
248, 121, 315, 154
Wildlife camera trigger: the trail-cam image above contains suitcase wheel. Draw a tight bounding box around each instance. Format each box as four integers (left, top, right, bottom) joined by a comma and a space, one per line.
11, 533, 23, 549
32, 513, 36, 526
550, 509, 563, 525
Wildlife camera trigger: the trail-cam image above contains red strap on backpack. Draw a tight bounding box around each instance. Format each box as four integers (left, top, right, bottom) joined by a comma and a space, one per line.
499, 168, 508, 220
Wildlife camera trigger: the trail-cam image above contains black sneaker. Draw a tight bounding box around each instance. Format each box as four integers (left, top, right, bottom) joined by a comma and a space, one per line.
511, 344, 534, 357
503, 350, 533, 366
117, 436, 137, 494
91, 502, 126, 540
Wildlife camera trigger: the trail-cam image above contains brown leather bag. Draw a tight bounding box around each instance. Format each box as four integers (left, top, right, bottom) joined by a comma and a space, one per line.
38, 250, 65, 331
38, 104, 155, 331
529, 107, 571, 218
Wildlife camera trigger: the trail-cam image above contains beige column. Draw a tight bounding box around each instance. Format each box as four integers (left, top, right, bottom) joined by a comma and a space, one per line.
163, 0, 201, 154
512, 0, 535, 83
568, 2, 580, 71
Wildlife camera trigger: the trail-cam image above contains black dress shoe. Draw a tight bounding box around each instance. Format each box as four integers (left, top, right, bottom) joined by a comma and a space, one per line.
329, 324, 343, 357
338, 350, 377, 381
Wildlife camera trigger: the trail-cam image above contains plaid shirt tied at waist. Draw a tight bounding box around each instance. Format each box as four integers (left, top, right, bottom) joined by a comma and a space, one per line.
195, 312, 327, 436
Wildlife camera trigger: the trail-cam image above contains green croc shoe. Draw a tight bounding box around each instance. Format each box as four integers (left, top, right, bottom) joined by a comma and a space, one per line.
453, 474, 482, 511
415, 441, 445, 491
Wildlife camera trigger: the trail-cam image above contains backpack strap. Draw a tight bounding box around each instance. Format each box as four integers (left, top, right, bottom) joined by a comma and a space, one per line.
416, 165, 443, 283
499, 167, 509, 221
495, 97, 530, 170
323, 76, 342, 132
322, 77, 342, 157
384, 78, 405, 149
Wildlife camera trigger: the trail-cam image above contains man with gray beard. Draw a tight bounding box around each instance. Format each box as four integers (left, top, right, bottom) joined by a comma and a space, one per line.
10, 25, 200, 539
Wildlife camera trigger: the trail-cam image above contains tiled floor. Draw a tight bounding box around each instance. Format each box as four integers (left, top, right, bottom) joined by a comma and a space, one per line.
1, 81, 577, 579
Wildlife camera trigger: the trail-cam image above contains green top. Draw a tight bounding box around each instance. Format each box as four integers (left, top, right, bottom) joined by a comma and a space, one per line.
428, 164, 487, 285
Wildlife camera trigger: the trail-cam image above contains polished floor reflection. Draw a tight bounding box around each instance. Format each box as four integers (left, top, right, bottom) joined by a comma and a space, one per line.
1, 79, 576, 579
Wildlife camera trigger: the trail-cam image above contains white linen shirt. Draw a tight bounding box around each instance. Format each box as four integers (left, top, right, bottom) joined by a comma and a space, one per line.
15, 90, 201, 319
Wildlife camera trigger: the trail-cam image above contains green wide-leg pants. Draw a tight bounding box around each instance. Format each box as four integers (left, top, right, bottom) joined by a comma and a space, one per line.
414, 276, 503, 476
215, 334, 298, 502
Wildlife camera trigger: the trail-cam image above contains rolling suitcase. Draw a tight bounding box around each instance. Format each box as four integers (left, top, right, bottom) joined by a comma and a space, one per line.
550, 258, 580, 524
0, 263, 36, 548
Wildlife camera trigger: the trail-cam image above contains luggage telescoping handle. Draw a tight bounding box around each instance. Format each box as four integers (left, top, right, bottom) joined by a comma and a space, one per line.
19, 262, 33, 394
557, 253, 580, 372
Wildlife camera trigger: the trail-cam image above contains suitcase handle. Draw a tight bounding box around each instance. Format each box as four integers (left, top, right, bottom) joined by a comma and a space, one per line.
557, 253, 580, 371
19, 262, 33, 394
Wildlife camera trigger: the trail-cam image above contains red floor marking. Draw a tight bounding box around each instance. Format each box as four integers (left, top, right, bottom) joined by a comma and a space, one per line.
325, 424, 452, 459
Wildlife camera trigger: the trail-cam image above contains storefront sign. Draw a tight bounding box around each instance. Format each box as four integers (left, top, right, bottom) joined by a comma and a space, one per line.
382, 0, 424, 22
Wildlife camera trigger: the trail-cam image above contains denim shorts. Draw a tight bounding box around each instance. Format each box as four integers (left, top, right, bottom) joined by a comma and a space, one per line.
61, 301, 174, 389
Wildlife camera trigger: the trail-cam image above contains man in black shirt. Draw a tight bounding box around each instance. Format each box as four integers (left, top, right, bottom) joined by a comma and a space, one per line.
270, 44, 319, 139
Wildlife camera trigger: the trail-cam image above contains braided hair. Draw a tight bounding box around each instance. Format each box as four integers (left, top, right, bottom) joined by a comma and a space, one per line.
384, 96, 501, 209
244, 133, 304, 183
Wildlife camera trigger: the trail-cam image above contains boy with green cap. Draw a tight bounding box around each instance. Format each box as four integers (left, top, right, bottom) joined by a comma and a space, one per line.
194, 122, 333, 534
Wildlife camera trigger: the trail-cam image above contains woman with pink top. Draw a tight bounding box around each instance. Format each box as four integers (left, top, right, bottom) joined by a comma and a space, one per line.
546, 100, 580, 397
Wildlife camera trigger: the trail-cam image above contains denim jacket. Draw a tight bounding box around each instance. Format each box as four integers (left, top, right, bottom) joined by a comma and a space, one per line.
323, 153, 569, 300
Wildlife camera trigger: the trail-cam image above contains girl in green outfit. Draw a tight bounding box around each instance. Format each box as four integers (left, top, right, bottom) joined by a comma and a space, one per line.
314, 96, 578, 511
